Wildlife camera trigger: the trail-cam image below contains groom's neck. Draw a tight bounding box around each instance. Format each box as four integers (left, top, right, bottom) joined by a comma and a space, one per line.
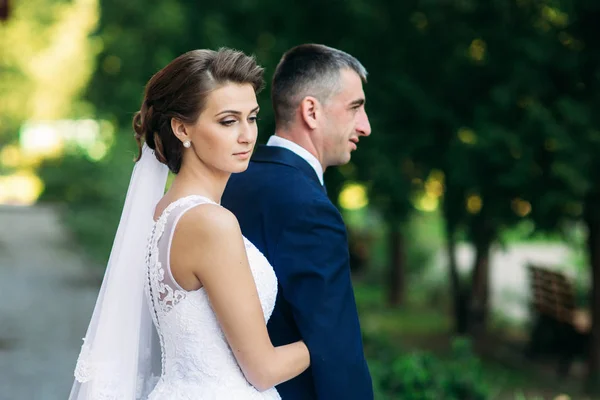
273, 130, 325, 171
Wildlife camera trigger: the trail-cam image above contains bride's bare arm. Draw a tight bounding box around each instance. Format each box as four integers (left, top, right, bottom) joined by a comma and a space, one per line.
170, 204, 310, 391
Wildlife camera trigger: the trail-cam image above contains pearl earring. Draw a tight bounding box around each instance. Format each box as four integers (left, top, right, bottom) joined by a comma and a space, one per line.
183, 140, 191, 148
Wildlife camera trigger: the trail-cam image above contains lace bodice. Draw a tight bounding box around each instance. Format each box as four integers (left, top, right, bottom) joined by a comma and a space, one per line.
144, 195, 280, 399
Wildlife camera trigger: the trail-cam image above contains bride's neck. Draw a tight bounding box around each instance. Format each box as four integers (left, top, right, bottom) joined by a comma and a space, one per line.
169, 160, 230, 204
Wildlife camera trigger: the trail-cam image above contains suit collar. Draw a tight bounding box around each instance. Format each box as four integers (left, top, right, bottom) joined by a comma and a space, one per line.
251, 145, 323, 187
266, 136, 324, 184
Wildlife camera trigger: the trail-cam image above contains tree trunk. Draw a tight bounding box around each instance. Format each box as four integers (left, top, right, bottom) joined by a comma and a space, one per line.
387, 223, 405, 307
0, 0, 8, 21
445, 219, 469, 334
469, 234, 492, 340
585, 191, 600, 394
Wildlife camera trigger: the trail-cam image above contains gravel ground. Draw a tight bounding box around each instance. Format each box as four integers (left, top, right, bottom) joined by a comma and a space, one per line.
0, 205, 100, 400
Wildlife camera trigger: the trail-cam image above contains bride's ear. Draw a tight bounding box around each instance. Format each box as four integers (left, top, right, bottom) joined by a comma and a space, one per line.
171, 117, 190, 144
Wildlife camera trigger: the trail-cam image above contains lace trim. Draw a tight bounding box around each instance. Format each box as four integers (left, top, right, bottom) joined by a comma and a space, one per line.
74, 338, 160, 399
148, 195, 214, 314
145, 195, 216, 388
74, 339, 93, 383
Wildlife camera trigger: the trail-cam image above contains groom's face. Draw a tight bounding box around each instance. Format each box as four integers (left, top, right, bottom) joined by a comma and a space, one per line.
320, 69, 371, 167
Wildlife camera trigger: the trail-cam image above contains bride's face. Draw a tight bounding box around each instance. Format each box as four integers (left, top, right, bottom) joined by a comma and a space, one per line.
182, 82, 259, 174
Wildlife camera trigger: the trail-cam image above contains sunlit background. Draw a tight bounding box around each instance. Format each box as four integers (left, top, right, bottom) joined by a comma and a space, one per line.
2, 0, 600, 399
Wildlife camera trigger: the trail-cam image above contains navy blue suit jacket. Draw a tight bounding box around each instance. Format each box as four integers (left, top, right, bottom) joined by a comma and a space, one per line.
222, 145, 373, 400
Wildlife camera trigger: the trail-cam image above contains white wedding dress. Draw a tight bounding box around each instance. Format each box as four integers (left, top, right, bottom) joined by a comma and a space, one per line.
144, 195, 281, 399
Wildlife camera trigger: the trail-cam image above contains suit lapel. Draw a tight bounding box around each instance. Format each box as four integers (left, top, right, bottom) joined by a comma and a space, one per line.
251, 145, 324, 191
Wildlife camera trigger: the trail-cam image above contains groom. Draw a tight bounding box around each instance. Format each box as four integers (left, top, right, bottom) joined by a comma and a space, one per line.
222, 44, 373, 399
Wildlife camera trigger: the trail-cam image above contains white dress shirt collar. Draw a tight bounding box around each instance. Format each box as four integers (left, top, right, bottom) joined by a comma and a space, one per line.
266, 135, 324, 185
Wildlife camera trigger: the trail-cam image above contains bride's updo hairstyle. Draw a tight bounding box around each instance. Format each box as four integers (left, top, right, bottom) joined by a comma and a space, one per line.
132, 48, 265, 173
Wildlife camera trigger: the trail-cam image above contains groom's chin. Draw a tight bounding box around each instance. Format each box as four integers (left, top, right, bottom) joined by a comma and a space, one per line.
336, 152, 352, 167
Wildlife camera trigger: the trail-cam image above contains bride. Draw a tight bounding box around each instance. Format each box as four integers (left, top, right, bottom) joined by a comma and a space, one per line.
69, 48, 310, 399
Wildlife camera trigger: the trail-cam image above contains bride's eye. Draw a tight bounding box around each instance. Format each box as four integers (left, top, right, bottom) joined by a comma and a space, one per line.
220, 119, 236, 126
249, 115, 259, 123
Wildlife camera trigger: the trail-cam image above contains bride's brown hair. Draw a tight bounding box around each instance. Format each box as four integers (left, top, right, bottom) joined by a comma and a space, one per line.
132, 48, 265, 173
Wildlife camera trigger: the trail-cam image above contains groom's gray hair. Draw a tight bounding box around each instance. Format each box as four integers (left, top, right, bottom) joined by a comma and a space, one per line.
271, 44, 367, 128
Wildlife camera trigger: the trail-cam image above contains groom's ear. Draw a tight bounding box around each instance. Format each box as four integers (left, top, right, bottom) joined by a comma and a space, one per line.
300, 96, 319, 130
171, 117, 189, 142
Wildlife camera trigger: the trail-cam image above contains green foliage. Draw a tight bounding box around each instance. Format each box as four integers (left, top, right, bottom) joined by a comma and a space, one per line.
38, 134, 136, 264
0, 0, 98, 146
31, 0, 600, 260
365, 334, 489, 400
403, 212, 444, 279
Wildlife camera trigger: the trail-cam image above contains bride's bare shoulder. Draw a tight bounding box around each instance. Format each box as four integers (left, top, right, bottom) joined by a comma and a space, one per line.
176, 203, 242, 244
170, 203, 246, 279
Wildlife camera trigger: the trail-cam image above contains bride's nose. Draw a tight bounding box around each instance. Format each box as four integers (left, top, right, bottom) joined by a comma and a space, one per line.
238, 122, 256, 144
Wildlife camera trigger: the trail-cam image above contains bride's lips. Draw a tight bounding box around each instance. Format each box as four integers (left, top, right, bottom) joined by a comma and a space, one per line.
233, 150, 252, 159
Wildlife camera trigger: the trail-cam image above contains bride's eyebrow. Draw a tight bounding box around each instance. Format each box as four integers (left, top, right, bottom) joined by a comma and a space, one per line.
215, 110, 241, 116
215, 106, 260, 117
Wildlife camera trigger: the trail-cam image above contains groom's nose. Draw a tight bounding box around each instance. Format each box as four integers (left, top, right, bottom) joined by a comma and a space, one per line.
356, 108, 371, 137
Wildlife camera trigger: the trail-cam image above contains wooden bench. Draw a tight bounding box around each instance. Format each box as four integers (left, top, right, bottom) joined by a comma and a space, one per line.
527, 265, 591, 375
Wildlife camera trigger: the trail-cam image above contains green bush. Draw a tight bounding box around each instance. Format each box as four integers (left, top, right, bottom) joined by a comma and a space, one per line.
366, 334, 490, 400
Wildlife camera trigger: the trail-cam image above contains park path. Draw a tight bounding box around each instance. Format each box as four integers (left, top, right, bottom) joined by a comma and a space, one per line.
0, 205, 100, 400
431, 241, 578, 323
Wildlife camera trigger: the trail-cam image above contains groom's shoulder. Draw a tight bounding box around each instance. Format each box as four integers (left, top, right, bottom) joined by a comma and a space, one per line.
248, 157, 309, 179
227, 160, 332, 211
246, 161, 322, 196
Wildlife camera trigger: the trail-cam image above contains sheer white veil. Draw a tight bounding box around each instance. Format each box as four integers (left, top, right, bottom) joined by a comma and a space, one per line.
69, 144, 169, 399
